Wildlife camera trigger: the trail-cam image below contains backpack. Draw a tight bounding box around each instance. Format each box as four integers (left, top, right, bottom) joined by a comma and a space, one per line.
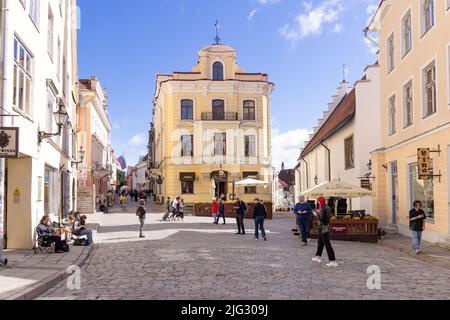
74, 238, 88, 247
61, 242, 70, 252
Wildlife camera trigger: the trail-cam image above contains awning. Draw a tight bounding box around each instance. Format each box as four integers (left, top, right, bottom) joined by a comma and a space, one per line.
235, 178, 268, 186
180, 173, 196, 182
303, 180, 373, 198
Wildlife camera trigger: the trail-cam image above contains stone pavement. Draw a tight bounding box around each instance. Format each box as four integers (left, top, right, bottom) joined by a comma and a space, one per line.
0, 213, 101, 300
36, 203, 450, 300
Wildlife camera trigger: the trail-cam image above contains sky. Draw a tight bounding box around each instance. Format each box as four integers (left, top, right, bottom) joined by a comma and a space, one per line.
77, 0, 380, 170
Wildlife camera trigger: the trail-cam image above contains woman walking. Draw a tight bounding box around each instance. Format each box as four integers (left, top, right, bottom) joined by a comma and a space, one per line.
409, 201, 426, 255
312, 197, 338, 267
212, 198, 219, 224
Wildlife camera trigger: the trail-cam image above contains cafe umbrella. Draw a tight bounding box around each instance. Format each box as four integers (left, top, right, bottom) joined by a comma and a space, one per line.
234, 178, 268, 186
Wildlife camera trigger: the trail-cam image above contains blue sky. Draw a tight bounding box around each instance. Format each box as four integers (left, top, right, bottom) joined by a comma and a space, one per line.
77, 0, 379, 170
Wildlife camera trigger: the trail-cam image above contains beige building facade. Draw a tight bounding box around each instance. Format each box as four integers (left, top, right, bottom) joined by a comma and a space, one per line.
152, 44, 274, 204
369, 0, 450, 244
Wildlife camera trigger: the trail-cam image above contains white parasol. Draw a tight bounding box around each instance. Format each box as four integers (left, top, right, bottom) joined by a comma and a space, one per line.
303, 180, 373, 198
234, 178, 268, 186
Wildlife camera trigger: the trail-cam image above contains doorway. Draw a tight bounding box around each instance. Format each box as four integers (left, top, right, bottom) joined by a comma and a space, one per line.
211, 171, 228, 200
390, 162, 399, 225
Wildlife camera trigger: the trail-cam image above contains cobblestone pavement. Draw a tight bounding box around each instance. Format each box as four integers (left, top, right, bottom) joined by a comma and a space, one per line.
38, 203, 450, 300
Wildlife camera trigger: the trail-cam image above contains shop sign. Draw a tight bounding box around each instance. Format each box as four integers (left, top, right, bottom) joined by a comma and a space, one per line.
361, 179, 371, 190
332, 224, 347, 234
418, 148, 431, 180
0, 127, 19, 158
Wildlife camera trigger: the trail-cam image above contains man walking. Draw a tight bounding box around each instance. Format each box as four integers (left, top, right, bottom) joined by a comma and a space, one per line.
294, 195, 313, 246
136, 200, 146, 238
234, 197, 247, 235
253, 198, 267, 241
217, 198, 226, 225
409, 200, 426, 255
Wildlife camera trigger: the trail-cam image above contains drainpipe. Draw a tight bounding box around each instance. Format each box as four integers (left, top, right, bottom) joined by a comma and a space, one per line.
321, 141, 331, 182
0, 0, 9, 265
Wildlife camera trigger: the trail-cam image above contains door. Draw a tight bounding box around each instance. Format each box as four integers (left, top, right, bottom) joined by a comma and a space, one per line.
61, 171, 71, 220
212, 100, 225, 120
391, 162, 399, 225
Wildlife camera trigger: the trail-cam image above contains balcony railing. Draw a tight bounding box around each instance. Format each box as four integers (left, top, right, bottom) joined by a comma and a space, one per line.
201, 112, 239, 121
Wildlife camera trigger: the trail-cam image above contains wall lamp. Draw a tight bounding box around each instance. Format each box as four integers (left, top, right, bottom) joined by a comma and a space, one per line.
38, 99, 68, 143
72, 146, 86, 166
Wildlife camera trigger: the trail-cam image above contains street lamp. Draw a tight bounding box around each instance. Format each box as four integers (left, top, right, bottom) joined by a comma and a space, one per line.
39, 99, 69, 143
72, 146, 86, 166
314, 175, 319, 185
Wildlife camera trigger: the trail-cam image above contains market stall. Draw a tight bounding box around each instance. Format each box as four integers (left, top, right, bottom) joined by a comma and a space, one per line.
303, 180, 379, 243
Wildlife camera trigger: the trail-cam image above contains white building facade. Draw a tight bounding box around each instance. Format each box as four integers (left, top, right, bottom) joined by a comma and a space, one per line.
1, 0, 79, 249
295, 64, 381, 214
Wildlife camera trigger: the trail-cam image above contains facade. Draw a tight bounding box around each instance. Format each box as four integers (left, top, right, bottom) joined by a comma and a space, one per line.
368, 0, 450, 244
152, 43, 274, 204
1, 0, 79, 249
126, 166, 137, 190
295, 64, 381, 214
134, 154, 149, 191
77, 77, 113, 214
273, 163, 295, 210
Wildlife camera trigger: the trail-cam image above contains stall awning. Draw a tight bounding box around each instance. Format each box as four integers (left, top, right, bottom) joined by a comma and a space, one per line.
180, 173, 196, 182
303, 180, 373, 198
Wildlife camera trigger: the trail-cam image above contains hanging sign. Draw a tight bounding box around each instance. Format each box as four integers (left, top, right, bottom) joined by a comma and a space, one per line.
361, 179, 372, 190
0, 127, 19, 158
418, 148, 431, 180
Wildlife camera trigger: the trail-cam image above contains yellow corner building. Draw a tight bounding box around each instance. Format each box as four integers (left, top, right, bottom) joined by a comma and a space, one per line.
368, 0, 450, 244
151, 43, 275, 204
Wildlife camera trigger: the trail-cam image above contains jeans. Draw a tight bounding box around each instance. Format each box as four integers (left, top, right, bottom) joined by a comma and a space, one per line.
254, 216, 266, 239
316, 232, 336, 262
298, 215, 311, 244
411, 230, 422, 251
79, 229, 93, 246
236, 213, 245, 234
139, 219, 145, 237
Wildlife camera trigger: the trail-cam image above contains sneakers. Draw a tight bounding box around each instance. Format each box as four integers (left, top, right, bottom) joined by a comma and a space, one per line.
264, 237, 267, 241
312, 256, 322, 263
326, 261, 339, 268
415, 249, 422, 255
254, 237, 259, 240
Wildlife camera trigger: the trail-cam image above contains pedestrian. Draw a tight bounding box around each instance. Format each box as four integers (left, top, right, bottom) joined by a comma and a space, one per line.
294, 195, 313, 246
233, 197, 247, 235
253, 198, 267, 241
217, 198, 226, 225
178, 198, 185, 221
134, 190, 139, 203
409, 200, 426, 255
166, 197, 172, 215
136, 199, 146, 238
212, 198, 219, 224
170, 197, 180, 220
120, 194, 127, 212
312, 197, 338, 267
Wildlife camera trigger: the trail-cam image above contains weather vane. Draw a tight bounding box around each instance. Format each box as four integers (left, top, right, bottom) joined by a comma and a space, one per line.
214, 20, 221, 45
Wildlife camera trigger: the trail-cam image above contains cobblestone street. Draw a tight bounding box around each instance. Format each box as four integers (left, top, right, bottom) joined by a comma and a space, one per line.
38, 204, 450, 300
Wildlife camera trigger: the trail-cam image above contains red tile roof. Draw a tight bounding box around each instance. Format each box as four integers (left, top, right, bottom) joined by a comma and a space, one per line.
300, 88, 356, 158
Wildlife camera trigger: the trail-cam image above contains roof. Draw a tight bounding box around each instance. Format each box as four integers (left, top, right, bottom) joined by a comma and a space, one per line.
278, 169, 295, 187
199, 44, 236, 53
301, 88, 356, 158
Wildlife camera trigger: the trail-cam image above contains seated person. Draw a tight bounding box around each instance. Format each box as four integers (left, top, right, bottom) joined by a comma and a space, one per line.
36, 215, 66, 253
73, 215, 94, 246
62, 213, 77, 242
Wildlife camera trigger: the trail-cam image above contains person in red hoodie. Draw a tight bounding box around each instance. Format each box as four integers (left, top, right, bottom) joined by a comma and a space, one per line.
212, 198, 219, 224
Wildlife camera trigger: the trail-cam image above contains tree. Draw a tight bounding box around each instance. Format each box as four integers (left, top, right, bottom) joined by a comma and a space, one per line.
117, 170, 127, 187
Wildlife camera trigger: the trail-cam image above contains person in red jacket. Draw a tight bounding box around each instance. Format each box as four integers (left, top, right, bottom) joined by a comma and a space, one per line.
212, 198, 219, 224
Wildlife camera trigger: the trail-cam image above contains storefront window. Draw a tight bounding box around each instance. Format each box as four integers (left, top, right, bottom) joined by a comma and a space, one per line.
409, 163, 434, 220
44, 166, 56, 215
180, 173, 195, 194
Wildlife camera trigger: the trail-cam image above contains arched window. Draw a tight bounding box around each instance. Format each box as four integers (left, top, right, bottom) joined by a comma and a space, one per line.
212, 99, 225, 120
243, 100, 256, 120
213, 62, 224, 80
181, 99, 193, 120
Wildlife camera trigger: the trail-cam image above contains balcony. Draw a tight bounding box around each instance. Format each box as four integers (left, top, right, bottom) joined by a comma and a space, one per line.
201, 112, 239, 121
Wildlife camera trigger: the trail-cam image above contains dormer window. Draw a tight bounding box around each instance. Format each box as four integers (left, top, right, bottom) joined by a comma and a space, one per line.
213, 61, 224, 80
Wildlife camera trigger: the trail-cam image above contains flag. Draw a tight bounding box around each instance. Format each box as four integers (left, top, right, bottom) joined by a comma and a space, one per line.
117, 155, 127, 171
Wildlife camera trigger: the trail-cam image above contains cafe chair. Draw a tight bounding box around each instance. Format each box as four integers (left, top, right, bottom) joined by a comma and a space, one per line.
34, 234, 55, 254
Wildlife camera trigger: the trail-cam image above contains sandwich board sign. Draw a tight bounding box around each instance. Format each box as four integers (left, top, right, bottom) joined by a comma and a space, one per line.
0, 128, 19, 158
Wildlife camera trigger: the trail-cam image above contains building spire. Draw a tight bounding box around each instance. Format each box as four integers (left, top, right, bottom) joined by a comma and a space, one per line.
342, 64, 347, 83
214, 20, 221, 45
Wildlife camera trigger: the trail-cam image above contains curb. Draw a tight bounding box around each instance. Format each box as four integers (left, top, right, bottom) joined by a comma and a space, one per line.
2, 223, 100, 300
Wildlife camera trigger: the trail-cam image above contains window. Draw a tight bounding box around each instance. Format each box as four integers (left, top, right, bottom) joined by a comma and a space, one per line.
403, 81, 414, 128
181, 135, 193, 157
57, 38, 61, 80
388, 95, 397, 135
243, 100, 256, 121
181, 99, 193, 120
344, 136, 354, 170
46, 90, 55, 133
62, 56, 67, 97
243, 172, 258, 194
401, 11, 412, 57
447, 0, 450, 10
12, 38, 33, 115
44, 166, 57, 215
29, 0, 40, 25
387, 33, 395, 73
214, 133, 226, 156
47, 6, 54, 59
409, 164, 434, 220
212, 99, 225, 120
180, 173, 195, 194
423, 62, 437, 117
213, 61, 224, 80
422, 0, 435, 35
245, 135, 256, 157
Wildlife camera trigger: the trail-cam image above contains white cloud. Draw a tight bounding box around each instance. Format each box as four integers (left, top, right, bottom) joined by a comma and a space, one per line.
248, 8, 258, 20
332, 23, 344, 33
271, 129, 311, 170
279, 0, 345, 43
128, 133, 146, 147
